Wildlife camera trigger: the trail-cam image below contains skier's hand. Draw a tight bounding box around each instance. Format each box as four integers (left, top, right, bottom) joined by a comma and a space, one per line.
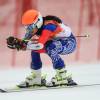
6, 36, 27, 50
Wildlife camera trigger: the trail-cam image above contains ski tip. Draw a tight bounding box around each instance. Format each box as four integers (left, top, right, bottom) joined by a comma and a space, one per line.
0, 89, 7, 93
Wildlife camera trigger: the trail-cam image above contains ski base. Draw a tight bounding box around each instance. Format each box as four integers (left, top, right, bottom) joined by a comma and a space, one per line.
0, 83, 100, 93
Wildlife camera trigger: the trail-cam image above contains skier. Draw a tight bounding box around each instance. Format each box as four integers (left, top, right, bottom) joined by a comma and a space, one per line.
7, 9, 77, 88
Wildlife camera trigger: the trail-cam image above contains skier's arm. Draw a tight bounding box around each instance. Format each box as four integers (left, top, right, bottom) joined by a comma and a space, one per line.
26, 30, 51, 50
7, 24, 57, 51
26, 24, 57, 50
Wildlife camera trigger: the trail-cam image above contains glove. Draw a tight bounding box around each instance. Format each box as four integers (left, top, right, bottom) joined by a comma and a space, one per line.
7, 36, 27, 50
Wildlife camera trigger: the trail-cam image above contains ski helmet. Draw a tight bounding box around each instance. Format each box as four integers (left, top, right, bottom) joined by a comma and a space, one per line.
22, 9, 43, 29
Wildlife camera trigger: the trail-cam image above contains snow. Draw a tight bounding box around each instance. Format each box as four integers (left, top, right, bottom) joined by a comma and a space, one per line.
0, 63, 100, 100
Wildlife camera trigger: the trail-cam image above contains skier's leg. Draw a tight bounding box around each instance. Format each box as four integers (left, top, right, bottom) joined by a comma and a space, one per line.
57, 35, 77, 86
45, 36, 77, 86
17, 51, 46, 88
45, 40, 65, 69
31, 51, 42, 70
45, 41, 68, 86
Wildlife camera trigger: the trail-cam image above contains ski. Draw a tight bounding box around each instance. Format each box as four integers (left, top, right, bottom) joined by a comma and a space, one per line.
0, 83, 100, 93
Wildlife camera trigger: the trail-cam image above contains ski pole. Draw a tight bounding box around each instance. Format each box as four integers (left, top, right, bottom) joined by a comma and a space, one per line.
75, 34, 90, 38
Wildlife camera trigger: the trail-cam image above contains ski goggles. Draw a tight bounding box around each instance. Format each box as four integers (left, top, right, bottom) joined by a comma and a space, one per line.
24, 18, 40, 32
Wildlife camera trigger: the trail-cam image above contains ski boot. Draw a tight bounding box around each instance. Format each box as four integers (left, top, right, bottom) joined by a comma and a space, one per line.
47, 68, 77, 87
17, 69, 46, 88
